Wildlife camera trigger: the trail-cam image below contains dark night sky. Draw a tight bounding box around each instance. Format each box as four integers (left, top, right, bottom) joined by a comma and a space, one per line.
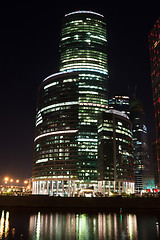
0, 3, 160, 180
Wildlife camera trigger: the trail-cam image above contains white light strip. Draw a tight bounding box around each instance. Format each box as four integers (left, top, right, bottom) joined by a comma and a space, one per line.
43, 70, 78, 82
44, 81, 59, 89
36, 158, 48, 164
43, 71, 68, 82
65, 11, 104, 18
63, 68, 108, 75
43, 67, 108, 83
62, 57, 106, 64
107, 109, 129, 119
90, 35, 107, 42
38, 101, 78, 114
79, 91, 98, 95
79, 102, 108, 108
77, 138, 98, 142
61, 63, 107, 72
34, 129, 78, 142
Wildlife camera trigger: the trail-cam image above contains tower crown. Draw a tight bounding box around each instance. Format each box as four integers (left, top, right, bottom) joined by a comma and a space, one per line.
59, 10, 108, 74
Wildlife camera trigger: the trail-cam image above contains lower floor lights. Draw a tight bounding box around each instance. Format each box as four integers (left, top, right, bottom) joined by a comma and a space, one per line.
32, 179, 135, 197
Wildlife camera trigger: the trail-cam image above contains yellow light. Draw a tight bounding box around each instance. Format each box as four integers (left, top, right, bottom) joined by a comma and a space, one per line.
16, 180, 19, 183
4, 177, 9, 182
10, 179, 13, 183
24, 181, 28, 184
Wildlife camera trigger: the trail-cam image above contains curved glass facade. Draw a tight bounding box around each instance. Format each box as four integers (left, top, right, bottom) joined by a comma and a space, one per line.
98, 110, 134, 193
33, 71, 79, 181
59, 11, 108, 74
32, 11, 108, 195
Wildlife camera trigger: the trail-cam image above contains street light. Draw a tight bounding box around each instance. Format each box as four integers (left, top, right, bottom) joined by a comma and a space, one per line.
4, 177, 9, 184
10, 179, 13, 187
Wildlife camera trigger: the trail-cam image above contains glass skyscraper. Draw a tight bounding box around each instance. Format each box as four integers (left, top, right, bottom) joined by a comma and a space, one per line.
130, 100, 150, 191
109, 95, 130, 117
149, 17, 160, 188
98, 110, 134, 195
32, 11, 108, 196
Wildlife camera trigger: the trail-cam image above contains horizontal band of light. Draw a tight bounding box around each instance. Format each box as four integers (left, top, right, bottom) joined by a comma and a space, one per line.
61, 63, 107, 72
36, 158, 48, 164
43, 71, 68, 82
43, 70, 79, 82
107, 109, 129, 119
34, 130, 78, 142
38, 101, 78, 114
43, 68, 108, 85
44, 81, 59, 89
33, 175, 76, 180
79, 83, 104, 90
77, 138, 98, 142
62, 57, 106, 64
79, 91, 98, 95
62, 35, 107, 43
89, 34, 107, 42
98, 127, 113, 133
65, 11, 104, 18
79, 102, 107, 108
61, 36, 71, 41
61, 68, 108, 75
98, 127, 132, 138
116, 129, 132, 137
78, 149, 98, 152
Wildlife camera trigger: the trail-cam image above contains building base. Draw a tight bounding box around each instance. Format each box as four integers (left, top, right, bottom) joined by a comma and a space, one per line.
32, 179, 135, 197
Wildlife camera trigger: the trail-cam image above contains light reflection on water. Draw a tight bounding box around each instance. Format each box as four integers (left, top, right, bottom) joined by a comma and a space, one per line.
28, 212, 137, 240
0, 209, 160, 239
0, 210, 9, 239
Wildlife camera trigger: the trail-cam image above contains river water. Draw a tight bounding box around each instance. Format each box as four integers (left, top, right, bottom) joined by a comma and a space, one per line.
0, 208, 160, 239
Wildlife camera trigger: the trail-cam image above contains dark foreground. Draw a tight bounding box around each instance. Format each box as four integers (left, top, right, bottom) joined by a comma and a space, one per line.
0, 195, 160, 212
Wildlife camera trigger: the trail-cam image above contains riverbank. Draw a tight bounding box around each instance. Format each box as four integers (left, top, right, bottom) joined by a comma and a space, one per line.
0, 195, 160, 212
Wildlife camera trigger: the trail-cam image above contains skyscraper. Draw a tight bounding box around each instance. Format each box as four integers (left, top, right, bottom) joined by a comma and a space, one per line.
98, 110, 134, 195
32, 11, 108, 196
149, 17, 160, 188
130, 100, 150, 191
109, 95, 130, 116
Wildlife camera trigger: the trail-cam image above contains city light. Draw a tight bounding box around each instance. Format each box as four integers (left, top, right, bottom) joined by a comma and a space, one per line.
4, 177, 9, 183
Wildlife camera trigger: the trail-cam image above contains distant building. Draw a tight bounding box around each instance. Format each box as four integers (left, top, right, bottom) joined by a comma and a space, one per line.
32, 11, 108, 196
98, 110, 134, 195
130, 100, 151, 191
148, 17, 160, 188
109, 95, 130, 116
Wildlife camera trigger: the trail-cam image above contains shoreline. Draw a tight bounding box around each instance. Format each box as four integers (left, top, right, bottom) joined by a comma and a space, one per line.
0, 195, 160, 213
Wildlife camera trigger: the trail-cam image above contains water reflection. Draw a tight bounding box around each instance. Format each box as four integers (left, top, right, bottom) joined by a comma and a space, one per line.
0, 209, 160, 239
29, 211, 138, 240
0, 210, 9, 239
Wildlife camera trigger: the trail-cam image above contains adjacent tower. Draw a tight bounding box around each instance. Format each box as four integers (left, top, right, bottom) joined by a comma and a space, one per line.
130, 100, 150, 191
149, 17, 160, 188
32, 11, 108, 196
109, 95, 130, 116
98, 110, 134, 195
